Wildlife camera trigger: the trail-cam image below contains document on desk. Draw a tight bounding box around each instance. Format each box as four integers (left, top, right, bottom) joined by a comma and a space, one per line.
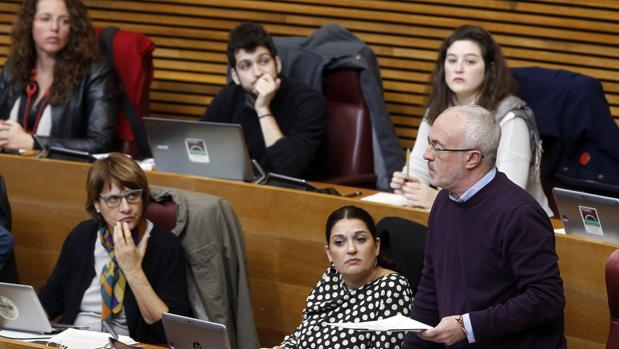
326, 314, 432, 332
361, 192, 409, 206
0, 329, 52, 340
48, 328, 137, 349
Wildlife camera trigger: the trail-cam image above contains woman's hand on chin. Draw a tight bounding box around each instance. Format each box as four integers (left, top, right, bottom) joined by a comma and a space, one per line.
113, 221, 149, 277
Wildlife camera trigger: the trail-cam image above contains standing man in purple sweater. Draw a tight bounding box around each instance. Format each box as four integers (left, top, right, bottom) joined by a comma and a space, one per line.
403, 105, 565, 348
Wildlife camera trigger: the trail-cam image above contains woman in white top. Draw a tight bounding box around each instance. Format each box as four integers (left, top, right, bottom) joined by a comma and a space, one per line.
390, 25, 551, 216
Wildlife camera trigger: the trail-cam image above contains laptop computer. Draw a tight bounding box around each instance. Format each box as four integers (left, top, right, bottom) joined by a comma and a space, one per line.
553, 187, 619, 243
162, 312, 231, 349
143, 117, 254, 181
0, 282, 53, 334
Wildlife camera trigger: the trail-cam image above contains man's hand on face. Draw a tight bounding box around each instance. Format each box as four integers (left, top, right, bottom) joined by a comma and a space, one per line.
253, 74, 281, 114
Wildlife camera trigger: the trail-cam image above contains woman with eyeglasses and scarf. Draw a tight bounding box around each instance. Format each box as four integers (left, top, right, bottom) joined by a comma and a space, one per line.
39, 153, 191, 344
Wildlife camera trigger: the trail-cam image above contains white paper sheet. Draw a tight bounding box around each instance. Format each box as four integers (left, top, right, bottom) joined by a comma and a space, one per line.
361, 192, 410, 206
48, 328, 137, 349
326, 314, 432, 332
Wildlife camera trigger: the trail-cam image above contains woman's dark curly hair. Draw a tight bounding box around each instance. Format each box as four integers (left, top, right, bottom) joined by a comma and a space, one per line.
8, 0, 98, 105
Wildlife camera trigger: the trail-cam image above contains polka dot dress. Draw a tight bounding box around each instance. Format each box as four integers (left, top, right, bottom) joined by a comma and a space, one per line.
280, 267, 413, 349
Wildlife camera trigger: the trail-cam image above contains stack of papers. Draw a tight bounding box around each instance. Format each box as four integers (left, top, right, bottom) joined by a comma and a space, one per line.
326, 314, 432, 332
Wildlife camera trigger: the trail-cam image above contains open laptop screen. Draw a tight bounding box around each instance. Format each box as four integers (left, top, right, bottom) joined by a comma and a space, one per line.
162, 313, 231, 349
144, 117, 254, 181
0, 282, 53, 334
553, 187, 619, 243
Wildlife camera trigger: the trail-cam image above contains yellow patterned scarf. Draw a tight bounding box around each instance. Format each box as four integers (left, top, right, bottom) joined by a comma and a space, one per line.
99, 221, 146, 320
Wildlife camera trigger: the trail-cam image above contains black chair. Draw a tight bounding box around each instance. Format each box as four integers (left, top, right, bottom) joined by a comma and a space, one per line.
377, 216, 427, 296
0, 175, 18, 283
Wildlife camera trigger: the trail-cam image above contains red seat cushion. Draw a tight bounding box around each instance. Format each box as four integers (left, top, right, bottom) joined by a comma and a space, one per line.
322, 69, 373, 180
606, 249, 619, 348
145, 199, 177, 231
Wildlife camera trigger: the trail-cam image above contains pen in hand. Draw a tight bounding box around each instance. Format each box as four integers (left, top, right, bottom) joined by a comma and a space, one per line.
404, 148, 411, 180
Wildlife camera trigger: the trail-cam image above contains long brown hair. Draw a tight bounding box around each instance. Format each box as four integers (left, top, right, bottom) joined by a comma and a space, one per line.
8, 0, 98, 106
425, 25, 515, 124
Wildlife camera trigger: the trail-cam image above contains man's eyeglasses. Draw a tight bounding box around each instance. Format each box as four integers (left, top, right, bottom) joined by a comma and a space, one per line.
427, 139, 482, 156
98, 189, 143, 208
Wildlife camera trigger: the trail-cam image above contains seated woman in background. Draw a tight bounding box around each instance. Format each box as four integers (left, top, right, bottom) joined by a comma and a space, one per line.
0, 0, 117, 153
39, 153, 191, 344
263, 205, 413, 349
390, 25, 552, 216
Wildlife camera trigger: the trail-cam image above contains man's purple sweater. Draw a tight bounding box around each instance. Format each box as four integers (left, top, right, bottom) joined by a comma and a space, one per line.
403, 171, 566, 348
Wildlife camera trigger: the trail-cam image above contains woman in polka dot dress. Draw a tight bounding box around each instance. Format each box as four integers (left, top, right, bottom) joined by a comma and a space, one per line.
264, 205, 413, 349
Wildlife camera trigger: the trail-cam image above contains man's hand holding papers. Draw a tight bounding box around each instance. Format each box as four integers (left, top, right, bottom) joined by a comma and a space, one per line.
326, 314, 431, 332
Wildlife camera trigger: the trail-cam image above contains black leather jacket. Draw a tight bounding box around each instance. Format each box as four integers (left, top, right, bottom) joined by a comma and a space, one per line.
0, 61, 118, 153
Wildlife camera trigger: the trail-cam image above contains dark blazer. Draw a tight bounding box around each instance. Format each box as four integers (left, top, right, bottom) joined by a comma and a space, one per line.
0, 61, 118, 153
511, 67, 619, 196
39, 220, 192, 344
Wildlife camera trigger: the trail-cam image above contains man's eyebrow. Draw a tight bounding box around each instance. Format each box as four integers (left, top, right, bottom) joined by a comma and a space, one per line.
428, 137, 443, 145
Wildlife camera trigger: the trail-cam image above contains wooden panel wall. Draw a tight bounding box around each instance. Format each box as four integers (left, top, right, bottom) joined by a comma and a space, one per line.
0, 0, 618, 150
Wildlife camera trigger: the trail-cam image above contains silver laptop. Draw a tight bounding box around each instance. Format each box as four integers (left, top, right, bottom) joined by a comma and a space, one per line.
162, 312, 231, 349
0, 282, 53, 334
553, 187, 619, 243
144, 117, 254, 181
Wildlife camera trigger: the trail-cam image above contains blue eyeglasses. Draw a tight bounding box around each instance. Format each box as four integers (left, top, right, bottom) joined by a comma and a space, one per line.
98, 189, 143, 208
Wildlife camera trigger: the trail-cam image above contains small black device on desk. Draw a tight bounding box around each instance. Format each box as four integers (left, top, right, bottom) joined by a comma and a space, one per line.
252, 159, 340, 196
45, 146, 96, 163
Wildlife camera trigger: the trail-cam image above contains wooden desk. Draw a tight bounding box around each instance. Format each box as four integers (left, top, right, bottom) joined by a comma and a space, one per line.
0, 338, 46, 349
0, 337, 163, 349
0, 338, 47, 349
0, 154, 615, 348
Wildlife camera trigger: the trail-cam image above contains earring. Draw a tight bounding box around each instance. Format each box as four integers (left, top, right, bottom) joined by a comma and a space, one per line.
328, 261, 336, 274
95, 208, 100, 213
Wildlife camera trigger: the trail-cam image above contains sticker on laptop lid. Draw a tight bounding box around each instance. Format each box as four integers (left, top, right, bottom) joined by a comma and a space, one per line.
185, 138, 210, 163
578, 205, 604, 236
0, 295, 19, 320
